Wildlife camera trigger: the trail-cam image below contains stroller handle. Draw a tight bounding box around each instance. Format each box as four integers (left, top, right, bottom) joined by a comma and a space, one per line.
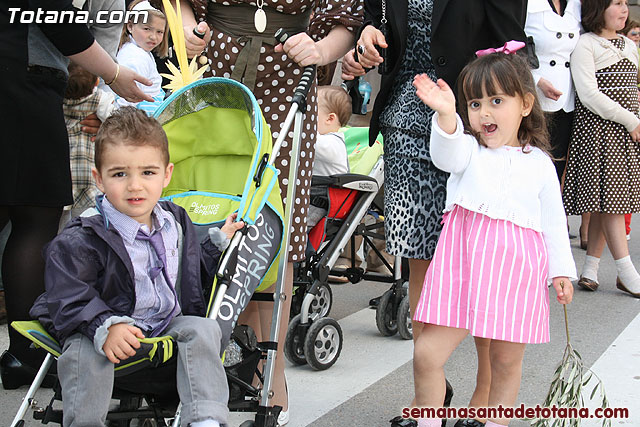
275, 28, 317, 110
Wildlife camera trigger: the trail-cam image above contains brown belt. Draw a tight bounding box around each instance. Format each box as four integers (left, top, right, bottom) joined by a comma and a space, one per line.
206, 3, 311, 90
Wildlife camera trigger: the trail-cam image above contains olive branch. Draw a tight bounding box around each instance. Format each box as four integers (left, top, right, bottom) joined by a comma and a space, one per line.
530, 283, 610, 427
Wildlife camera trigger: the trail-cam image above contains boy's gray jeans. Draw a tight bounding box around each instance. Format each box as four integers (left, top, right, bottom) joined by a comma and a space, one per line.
58, 315, 229, 427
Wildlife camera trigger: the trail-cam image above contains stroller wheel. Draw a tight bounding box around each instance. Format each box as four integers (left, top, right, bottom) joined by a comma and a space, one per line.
239, 421, 255, 427
284, 314, 307, 365
304, 317, 343, 371
397, 294, 413, 340
376, 289, 398, 336
309, 283, 333, 320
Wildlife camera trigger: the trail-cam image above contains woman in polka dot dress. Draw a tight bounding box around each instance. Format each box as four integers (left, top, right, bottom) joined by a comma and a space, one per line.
174, 0, 362, 422
564, 0, 640, 298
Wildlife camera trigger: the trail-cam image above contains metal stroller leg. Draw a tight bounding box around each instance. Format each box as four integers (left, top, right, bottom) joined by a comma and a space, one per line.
11, 353, 55, 427
256, 75, 306, 427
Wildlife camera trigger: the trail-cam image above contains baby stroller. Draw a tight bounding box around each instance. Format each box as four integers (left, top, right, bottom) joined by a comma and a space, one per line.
9, 58, 313, 427
285, 128, 412, 371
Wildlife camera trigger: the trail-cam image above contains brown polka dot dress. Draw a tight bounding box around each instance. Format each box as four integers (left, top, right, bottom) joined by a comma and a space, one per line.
563, 38, 640, 216
187, 0, 363, 260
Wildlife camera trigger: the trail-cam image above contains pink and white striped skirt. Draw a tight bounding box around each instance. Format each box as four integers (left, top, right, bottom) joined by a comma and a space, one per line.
413, 205, 550, 344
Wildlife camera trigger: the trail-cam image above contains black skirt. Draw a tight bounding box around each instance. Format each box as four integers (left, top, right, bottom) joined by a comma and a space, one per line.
0, 65, 72, 206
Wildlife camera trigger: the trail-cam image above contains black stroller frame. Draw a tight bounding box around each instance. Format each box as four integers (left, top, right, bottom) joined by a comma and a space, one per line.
285, 156, 413, 371
9, 29, 315, 427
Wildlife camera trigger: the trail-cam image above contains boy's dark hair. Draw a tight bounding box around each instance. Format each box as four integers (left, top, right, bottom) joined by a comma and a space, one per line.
582, 0, 616, 34
95, 107, 169, 171
65, 63, 97, 100
457, 52, 551, 154
318, 85, 352, 127
119, 0, 169, 58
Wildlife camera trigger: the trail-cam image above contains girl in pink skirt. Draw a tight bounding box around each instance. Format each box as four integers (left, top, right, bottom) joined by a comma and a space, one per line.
411, 47, 577, 427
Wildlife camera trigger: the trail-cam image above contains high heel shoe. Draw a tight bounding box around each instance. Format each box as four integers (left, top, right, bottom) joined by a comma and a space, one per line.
389, 381, 454, 427
0, 350, 56, 390
444, 379, 454, 407
579, 225, 588, 250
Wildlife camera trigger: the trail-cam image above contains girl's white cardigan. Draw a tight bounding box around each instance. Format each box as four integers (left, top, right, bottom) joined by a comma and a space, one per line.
570, 32, 640, 132
430, 113, 577, 280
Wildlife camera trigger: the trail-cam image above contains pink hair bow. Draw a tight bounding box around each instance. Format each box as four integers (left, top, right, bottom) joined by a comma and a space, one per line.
475, 40, 526, 57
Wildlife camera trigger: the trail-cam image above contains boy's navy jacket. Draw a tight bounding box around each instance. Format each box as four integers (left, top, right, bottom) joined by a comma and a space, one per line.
30, 199, 221, 343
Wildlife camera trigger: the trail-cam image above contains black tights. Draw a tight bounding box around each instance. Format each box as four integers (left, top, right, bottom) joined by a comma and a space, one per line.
0, 205, 61, 366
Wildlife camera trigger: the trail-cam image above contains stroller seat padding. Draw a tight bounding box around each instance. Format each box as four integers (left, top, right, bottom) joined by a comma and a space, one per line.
164, 106, 257, 196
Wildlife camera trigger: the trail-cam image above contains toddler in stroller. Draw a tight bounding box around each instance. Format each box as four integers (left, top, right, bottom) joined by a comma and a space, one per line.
29, 107, 242, 427
307, 85, 351, 229
285, 121, 407, 370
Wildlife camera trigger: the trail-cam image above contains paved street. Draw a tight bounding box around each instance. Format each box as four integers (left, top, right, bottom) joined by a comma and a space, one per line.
1, 215, 639, 426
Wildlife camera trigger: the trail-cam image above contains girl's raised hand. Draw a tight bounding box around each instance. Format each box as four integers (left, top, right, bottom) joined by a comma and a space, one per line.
413, 74, 456, 117
552, 277, 573, 304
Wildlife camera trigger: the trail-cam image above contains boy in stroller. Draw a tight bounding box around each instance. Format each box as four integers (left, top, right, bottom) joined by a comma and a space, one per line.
307, 85, 352, 229
29, 107, 242, 427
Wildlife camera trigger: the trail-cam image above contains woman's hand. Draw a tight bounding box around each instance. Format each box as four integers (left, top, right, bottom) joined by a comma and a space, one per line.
275, 32, 323, 67
221, 213, 244, 240
355, 25, 387, 69
552, 277, 573, 304
537, 78, 563, 101
631, 124, 640, 142
184, 21, 210, 58
341, 48, 366, 80
109, 65, 154, 103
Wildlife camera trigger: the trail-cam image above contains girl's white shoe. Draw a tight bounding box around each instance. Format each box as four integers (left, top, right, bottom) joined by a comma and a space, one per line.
277, 372, 289, 426
277, 408, 289, 426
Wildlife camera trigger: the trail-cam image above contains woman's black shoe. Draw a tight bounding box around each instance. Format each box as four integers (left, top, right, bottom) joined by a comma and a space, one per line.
454, 419, 485, 427
444, 379, 454, 407
390, 415, 417, 427
0, 350, 56, 390
389, 381, 454, 427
